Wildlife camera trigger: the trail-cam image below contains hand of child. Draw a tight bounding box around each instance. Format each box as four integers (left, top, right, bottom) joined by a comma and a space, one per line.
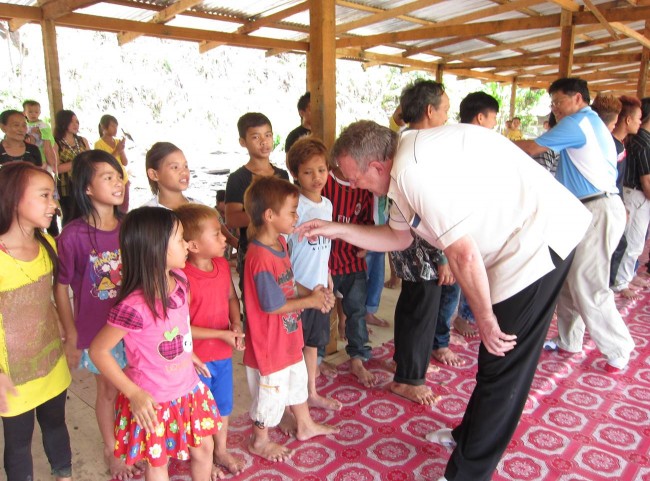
231, 324, 245, 351
128, 388, 161, 434
192, 354, 211, 378
0, 373, 18, 414
311, 285, 335, 313
356, 249, 367, 258
63, 334, 82, 369
116, 137, 126, 153
437, 264, 455, 286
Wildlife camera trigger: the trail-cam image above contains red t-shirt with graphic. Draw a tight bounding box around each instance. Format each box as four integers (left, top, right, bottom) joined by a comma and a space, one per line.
243, 237, 303, 376
183, 257, 232, 362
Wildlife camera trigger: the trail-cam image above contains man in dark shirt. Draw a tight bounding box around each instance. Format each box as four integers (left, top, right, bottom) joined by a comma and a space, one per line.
612, 97, 650, 298
284, 92, 311, 155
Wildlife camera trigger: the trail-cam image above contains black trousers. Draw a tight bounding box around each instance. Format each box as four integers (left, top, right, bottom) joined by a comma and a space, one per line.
393, 279, 442, 385
445, 249, 574, 481
2, 390, 72, 481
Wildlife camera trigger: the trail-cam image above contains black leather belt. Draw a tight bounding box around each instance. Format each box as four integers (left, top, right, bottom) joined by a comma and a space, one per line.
580, 192, 616, 204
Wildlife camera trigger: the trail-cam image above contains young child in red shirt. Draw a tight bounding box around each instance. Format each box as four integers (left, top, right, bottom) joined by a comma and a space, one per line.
243, 176, 338, 462
175, 203, 245, 477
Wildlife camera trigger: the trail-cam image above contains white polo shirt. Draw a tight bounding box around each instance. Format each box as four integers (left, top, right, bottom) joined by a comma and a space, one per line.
388, 124, 591, 304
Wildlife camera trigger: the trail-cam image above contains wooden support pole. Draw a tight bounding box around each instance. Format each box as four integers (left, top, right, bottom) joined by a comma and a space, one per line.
637, 21, 650, 98
510, 78, 517, 119
41, 19, 63, 122
558, 8, 575, 77
307, 0, 336, 149
436, 63, 443, 83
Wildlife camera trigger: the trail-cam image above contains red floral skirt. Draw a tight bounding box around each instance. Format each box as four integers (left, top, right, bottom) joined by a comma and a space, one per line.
114, 382, 221, 467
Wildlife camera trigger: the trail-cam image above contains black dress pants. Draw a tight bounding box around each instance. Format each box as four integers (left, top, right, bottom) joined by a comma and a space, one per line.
393, 279, 442, 385
445, 249, 574, 481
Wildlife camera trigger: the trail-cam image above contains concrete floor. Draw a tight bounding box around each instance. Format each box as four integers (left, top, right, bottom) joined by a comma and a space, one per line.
0, 262, 400, 480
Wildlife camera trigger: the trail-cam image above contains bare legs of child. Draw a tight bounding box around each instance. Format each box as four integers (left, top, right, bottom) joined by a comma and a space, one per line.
96, 374, 141, 480
304, 346, 342, 411
213, 416, 245, 477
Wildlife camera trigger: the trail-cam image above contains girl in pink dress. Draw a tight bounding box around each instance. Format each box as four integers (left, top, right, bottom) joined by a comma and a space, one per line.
90, 206, 221, 480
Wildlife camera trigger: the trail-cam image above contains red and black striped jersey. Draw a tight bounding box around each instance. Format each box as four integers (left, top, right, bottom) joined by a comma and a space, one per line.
322, 171, 374, 275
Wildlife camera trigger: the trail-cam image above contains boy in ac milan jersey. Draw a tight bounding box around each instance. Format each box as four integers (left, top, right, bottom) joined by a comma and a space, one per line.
322, 166, 376, 387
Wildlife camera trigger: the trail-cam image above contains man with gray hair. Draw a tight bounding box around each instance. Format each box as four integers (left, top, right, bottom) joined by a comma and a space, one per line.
297, 119, 591, 481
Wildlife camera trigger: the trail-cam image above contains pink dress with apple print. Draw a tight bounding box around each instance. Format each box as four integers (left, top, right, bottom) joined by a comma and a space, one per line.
107, 270, 221, 466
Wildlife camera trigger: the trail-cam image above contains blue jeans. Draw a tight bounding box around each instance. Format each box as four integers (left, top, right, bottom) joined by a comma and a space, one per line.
457, 292, 476, 323
433, 283, 461, 350
333, 271, 371, 361
365, 251, 385, 314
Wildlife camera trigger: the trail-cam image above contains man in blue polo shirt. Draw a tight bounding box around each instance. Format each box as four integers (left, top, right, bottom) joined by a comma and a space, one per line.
517, 77, 634, 372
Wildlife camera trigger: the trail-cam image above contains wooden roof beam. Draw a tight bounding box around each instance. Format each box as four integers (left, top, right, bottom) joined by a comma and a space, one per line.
335, 0, 434, 27
582, 0, 621, 40
336, 0, 444, 33
237, 1, 308, 35
49, 11, 310, 51
447, 52, 641, 68
611, 21, 650, 48
118, 0, 205, 46
8, 18, 29, 31
337, 5, 650, 48
546, 0, 581, 11
39, 0, 98, 20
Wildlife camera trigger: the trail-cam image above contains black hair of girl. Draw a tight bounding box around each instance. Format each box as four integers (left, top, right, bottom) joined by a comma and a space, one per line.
0, 161, 58, 277
98, 114, 118, 138
145, 142, 181, 195
54, 110, 76, 141
117, 206, 185, 321
70, 150, 124, 222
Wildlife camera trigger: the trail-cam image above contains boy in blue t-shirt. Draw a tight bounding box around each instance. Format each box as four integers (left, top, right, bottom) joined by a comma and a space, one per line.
287, 137, 341, 411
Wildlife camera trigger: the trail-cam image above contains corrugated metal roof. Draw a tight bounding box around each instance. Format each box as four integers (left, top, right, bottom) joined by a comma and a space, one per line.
0, 0, 649, 93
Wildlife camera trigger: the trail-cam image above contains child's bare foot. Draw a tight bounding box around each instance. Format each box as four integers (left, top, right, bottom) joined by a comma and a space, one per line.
210, 463, 226, 480
390, 382, 441, 405
308, 393, 342, 411
432, 347, 465, 367
296, 421, 340, 441
318, 360, 338, 378
350, 358, 377, 387
105, 447, 140, 480
279, 410, 297, 436
452, 316, 478, 337
365, 312, 390, 328
248, 437, 294, 462
215, 451, 245, 476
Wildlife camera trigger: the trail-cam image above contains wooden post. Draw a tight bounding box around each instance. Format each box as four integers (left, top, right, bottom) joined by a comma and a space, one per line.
307, 0, 336, 149
558, 8, 575, 78
637, 21, 650, 99
510, 78, 517, 120
41, 19, 63, 123
436, 63, 444, 83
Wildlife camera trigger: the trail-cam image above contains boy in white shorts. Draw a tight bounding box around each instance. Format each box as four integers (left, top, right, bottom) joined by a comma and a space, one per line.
242, 176, 339, 462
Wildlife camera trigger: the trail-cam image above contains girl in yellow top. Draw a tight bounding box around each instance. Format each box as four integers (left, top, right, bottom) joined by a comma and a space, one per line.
95, 114, 130, 213
0, 162, 73, 481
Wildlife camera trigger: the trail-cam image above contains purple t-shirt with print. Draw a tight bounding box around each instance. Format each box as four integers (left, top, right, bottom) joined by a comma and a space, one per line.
57, 218, 122, 349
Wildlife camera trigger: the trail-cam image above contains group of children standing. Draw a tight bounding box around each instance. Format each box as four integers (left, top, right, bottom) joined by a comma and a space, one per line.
0, 109, 372, 481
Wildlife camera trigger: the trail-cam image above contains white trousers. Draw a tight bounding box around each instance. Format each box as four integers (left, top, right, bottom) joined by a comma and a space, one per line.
613, 187, 650, 291
554, 195, 635, 360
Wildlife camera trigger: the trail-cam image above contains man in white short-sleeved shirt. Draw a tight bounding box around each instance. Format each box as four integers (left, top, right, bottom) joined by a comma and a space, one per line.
297, 120, 590, 481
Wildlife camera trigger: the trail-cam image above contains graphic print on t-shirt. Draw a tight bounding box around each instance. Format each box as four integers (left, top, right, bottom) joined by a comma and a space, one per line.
278, 268, 300, 333
89, 249, 122, 300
